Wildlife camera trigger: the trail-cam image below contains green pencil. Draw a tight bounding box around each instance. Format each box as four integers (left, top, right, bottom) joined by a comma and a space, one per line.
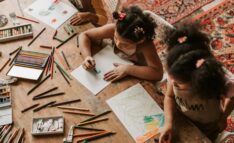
80, 110, 112, 123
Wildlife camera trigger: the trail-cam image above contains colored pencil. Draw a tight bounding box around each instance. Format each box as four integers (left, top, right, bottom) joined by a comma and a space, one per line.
63, 110, 95, 116
77, 35, 79, 48
51, 56, 54, 79
33, 92, 65, 100
56, 64, 71, 86
64, 26, 70, 35
80, 110, 112, 123
33, 87, 58, 98
76, 131, 115, 142
53, 36, 64, 43
50, 99, 81, 107
16, 16, 39, 23
0, 124, 13, 142
27, 74, 51, 95
4, 131, 12, 143
45, 55, 52, 75
0, 58, 11, 72
40, 45, 52, 49
57, 106, 90, 112
67, 24, 74, 33
33, 101, 56, 112
56, 33, 77, 49
8, 128, 19, 143
21, 103, 40, 113
61, 51, 71, 69
53, 30, 57, 38
28, 27, 46, 46
55, 50, 68, 70
54, 61, 72, 80
9, 46, 22, 56
9, 47, 22, 66
73, 131, 104, 137
78, 118, 109, 126
75, 126, 105, 131
16, 128, 24, 143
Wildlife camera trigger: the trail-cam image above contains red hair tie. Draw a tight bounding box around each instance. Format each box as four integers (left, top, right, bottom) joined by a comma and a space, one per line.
178, 36, 187, 44
118, 12, 126, 21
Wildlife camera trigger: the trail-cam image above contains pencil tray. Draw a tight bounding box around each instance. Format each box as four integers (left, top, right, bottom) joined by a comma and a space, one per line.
0, 24, 33, 43
32, 116, 64, 136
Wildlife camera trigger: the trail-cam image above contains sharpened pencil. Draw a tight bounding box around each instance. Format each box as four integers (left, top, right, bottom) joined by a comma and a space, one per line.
80, 110, 112, 123
63, 110, 95, 116
28, 27, 46, 46
21, 103, 40, 113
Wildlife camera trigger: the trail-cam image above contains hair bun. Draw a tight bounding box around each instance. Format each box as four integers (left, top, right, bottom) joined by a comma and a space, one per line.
113, 11, 119, 19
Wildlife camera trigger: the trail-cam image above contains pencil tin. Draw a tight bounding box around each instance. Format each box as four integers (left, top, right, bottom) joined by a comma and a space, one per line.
0, 24, 33, 43
32, 116, 64, 136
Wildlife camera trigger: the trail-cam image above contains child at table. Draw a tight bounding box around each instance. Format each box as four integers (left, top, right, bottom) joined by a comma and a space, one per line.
79, 6, 163, 82
159, 24, 234, 142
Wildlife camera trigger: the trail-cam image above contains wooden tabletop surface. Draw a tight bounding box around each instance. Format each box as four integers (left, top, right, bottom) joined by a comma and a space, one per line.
0, 0, 211, 143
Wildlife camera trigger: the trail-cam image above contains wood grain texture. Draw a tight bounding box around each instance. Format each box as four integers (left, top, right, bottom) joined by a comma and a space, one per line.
0, 0, 210, 142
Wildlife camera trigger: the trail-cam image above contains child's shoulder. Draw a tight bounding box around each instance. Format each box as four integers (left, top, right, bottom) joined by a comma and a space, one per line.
225, 77, 234, 98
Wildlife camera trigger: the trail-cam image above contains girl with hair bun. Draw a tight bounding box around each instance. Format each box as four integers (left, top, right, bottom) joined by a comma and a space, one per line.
159, 24, 234, 143
79, 6, 163, 82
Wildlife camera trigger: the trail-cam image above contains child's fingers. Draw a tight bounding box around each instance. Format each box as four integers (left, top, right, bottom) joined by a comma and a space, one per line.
104, 72, 116, 81
104, 70, 114, 77
70, 18, 81, 25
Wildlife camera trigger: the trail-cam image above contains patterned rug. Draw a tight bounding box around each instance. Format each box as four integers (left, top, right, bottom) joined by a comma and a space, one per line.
119, 0, 214, 24
194, 0, 234, 77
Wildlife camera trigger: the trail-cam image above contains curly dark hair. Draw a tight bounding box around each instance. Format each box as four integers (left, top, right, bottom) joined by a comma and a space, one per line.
166, 24, 227, 99
112, 6, 157, 42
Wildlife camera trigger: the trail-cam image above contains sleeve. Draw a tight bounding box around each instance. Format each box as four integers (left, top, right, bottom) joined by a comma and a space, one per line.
225, 77, 234, 98
91, 0, 108, 26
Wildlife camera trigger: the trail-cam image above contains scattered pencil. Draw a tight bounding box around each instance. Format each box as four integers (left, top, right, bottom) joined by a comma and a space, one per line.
76, 131, 115, 142
33, 92, 65, 100
63, 110, 95, 116
78, 118, 109, 126
75, 126, 105, 131
67, 24, 74, 33
9, 46, 22, 56
55, 50, 68, 70
56, 64, 71, 86
56, 33, 77, 49
45, 55, 52, 75
57, 106, 90, 112
0, 58, 11, 72
33, 101, 56, 112
49, 98, 81, 107
33, 87, 58, 98
16, 15, 39, 24
77, 35, 79, 48
54, 61, 72, 80
51, 56, 55, 79
61, 51, 71, 69
0, 124, 13, 142
28, 27, 46, 46
21, 103, 40, 113
53, 30, 57, 38
27, 74, 51, 95
9, 47, 22, 66
40, 45, 53, 49
73, 131, 104, 137
81, 110, 112, 123
8, 128, 19, 143
16, 128, 24, 143
53, 36, 64, 43
63, 25, 70, 35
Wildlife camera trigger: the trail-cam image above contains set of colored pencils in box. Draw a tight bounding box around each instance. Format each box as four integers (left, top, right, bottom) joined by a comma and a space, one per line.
7, 50, 49, 80
0, 24, 33, 43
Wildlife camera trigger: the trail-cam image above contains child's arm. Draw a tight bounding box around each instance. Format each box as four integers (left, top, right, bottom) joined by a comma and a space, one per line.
79, 24, 115, 69
159, 81, 176, 143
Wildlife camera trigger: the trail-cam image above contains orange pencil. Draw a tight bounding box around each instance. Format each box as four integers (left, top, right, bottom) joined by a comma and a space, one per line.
63, 110, 95, 116
57, 106, 90, 112
73, 131, 105, 137
76, 131, 115, 142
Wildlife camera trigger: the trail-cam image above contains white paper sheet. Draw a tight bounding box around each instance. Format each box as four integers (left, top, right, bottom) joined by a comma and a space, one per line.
71, 45, 133, 95
24, 0, 77, 29
7, 65, 43, 80
106, 83, 163, 142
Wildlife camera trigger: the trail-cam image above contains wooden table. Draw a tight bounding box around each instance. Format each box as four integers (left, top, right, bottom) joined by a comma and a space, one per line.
0, 0, 211, 142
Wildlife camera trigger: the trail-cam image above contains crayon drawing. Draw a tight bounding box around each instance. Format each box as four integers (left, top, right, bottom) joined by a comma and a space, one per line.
107, 83, 163, 143
71, 45, 133, 95
24, 0, 77, 29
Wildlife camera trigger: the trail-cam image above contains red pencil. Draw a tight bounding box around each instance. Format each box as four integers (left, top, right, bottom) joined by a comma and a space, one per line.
45, 55, 51, 75
51, 56, 54, 79
16, 16, 39, 24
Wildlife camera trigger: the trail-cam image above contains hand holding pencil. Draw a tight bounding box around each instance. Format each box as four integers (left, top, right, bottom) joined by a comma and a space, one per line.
82, 56, 96, 70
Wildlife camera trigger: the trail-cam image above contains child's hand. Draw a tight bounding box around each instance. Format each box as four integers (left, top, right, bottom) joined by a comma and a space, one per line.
82, 56, 96, 70
159, 124, 173, 143
104, 63, 129, 82
70, 12, 92, 25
